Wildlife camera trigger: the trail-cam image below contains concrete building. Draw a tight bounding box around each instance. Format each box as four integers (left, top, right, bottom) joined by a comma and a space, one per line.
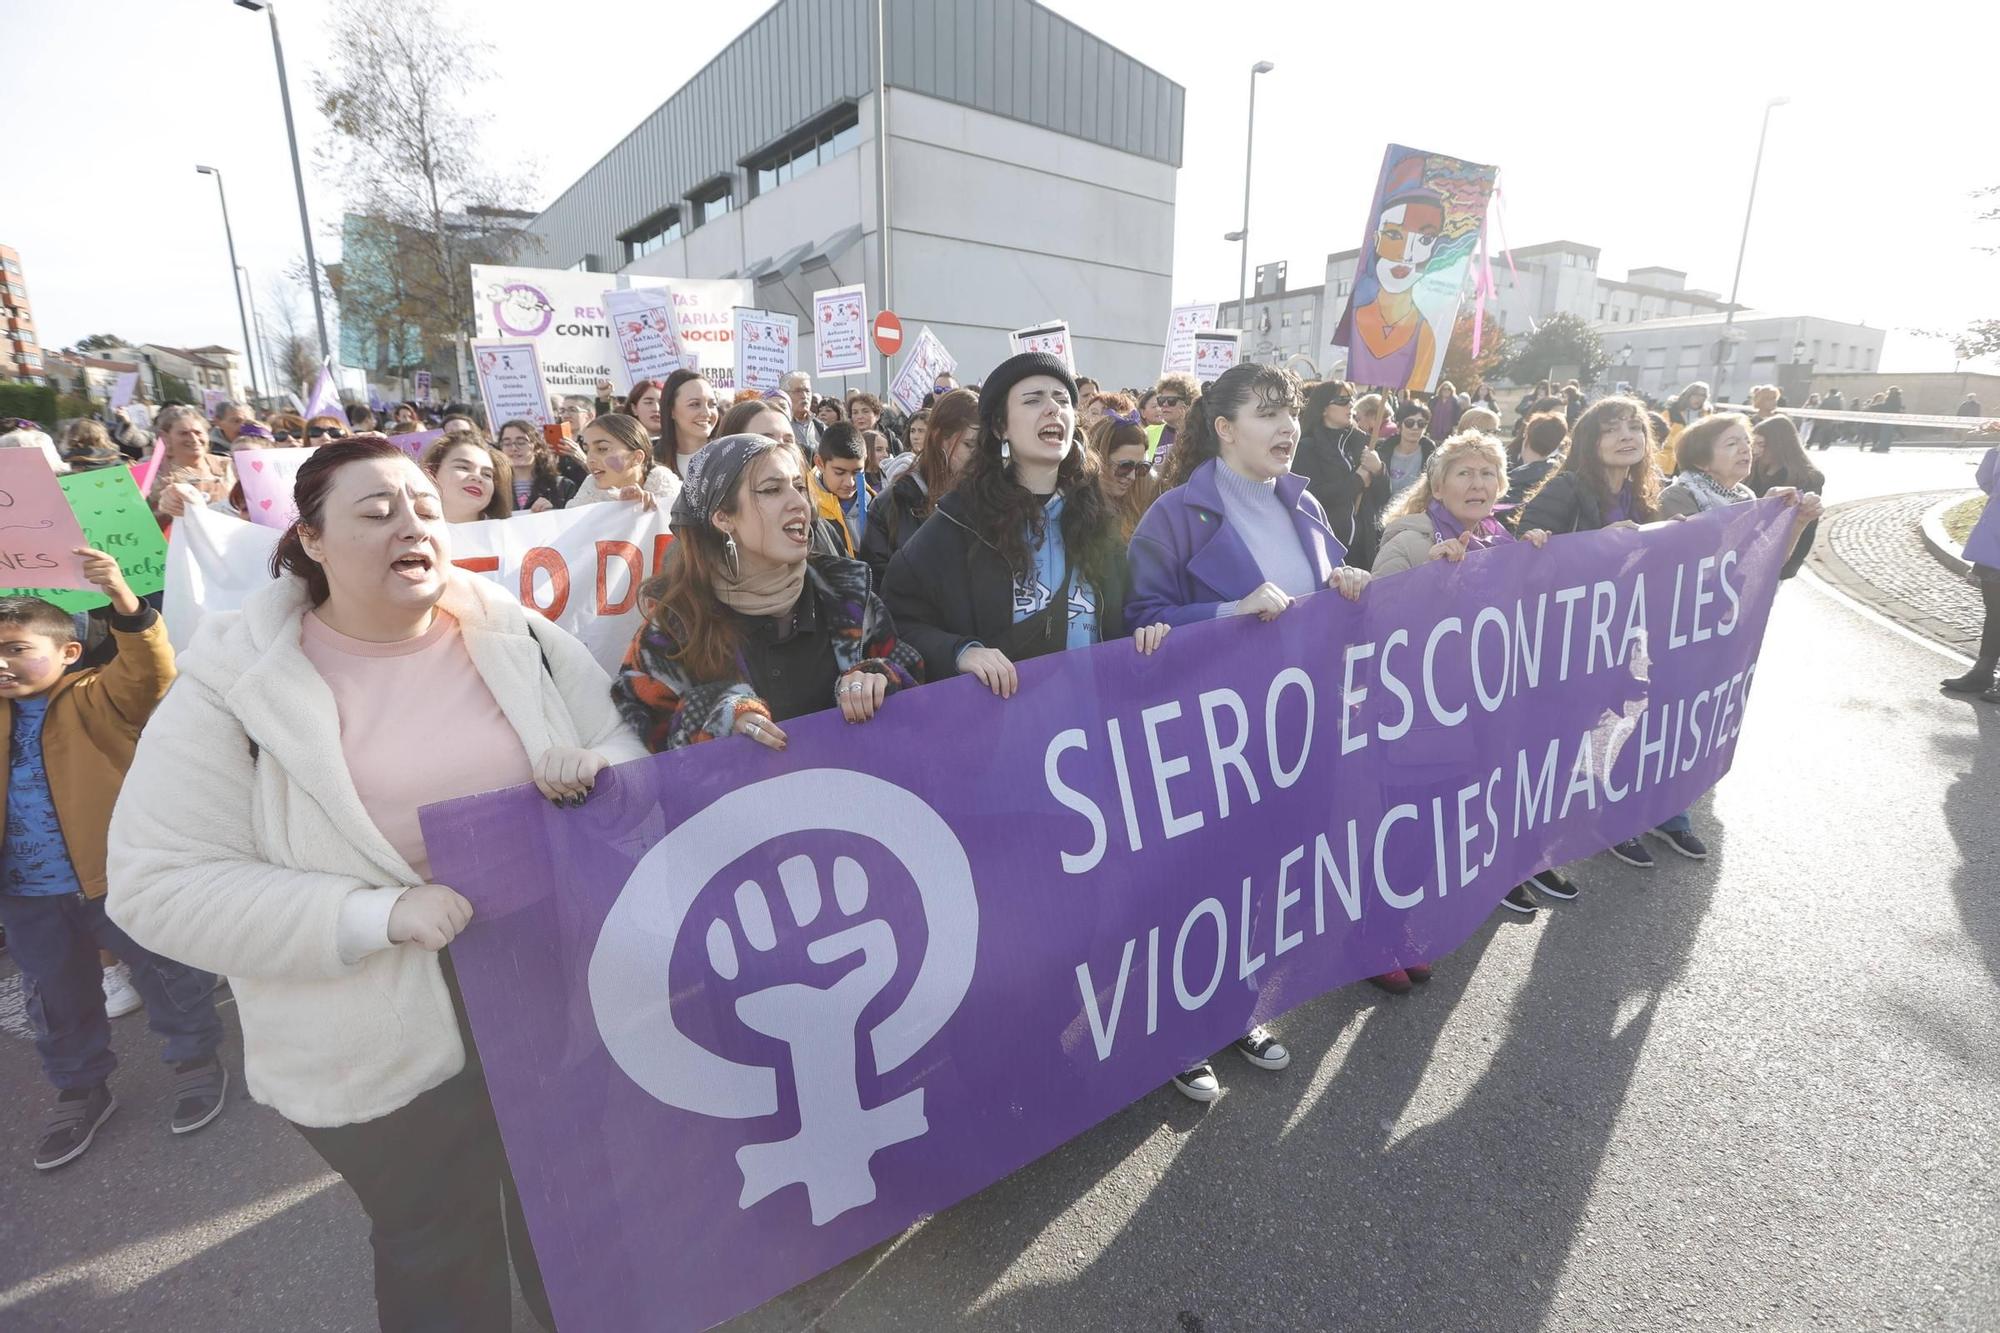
1217, 262, 1325, 379
522, 0, 1184, 390
1, 244, 45, 384
105, 344, 247, 403
1595, 312, 1883, 403
40, 351, 141, 404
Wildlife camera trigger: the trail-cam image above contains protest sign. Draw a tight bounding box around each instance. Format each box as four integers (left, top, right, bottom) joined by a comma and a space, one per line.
1010, 319, 1076, 373
812, 285, 869, 378
1331, 144, 1499, 393
124, 403, 153, 430
421, 500, 1796, 1333
0, 451, 92, 590
412, 370, 432, 403
130, 440, 166, 496
472, 341, 555, 428
659, 279, 754, 390
234, 449, 312, 530
0, 467, 166, 612
733, 309, 797, 395
201, 388, 228, 417
110, 371, 138, 410
605, 287, 687, 392
387, 429, 444, 463
1193, 329, 1242, 384
165, 501, 671, 673
887, 326, 957, 417
1161, 303, 1218, 377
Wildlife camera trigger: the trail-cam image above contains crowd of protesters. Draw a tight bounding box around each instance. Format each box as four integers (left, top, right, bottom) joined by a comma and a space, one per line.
47, 332, 2000, 1333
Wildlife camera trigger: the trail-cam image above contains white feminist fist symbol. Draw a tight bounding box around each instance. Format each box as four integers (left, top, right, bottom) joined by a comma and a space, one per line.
589, 771, 979, 1227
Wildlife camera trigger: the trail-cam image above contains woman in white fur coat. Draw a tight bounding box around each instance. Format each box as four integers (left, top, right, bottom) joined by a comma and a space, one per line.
107, 436, 644, 1333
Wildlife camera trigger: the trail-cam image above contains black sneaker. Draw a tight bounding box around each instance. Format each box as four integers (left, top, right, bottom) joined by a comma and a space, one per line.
1532, 869, 1579, 900
1232, 1026, 1290, 1071
1609, 838, 1655, 868
1171, 1064, 1220, 1102
1500, 884, 1539, 915
169, 1058, 228, 1135
1941, 670, 1995, 696
1649, 827, 1709, 861
35, 1083, 116, 1170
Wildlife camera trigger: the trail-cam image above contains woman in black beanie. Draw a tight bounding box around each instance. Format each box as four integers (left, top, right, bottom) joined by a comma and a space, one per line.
882, 352, 1170, 693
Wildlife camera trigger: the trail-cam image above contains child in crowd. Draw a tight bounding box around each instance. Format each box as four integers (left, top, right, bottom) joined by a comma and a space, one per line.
0, 550, 226, 1170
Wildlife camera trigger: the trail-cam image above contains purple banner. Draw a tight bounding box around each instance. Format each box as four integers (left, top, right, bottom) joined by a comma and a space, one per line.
420, 500, 1795, 1333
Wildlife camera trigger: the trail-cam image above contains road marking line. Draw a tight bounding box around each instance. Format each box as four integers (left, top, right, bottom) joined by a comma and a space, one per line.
1797, 568, 1973, 667
0, 1174, 342, 1310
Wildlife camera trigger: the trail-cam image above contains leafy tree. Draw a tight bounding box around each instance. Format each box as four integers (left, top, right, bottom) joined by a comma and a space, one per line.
1441, 310, 1508, 389
157, 371, 195, 406
1915, 186, 1998, 367
68, 333, 132, 354
1498, 312, 1607, 386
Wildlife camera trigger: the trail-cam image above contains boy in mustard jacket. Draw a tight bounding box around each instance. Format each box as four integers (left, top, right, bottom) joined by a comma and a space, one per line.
0, 548, 226, 1170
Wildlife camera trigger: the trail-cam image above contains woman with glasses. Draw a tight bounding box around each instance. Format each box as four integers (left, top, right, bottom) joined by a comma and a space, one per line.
267, 411, 308, 446
307, 415, 348, 445
1089, 409, 1157, 542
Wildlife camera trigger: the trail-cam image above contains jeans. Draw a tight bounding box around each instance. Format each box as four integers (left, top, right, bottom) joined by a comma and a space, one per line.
295, 1065, 552, 1333
1657, 810, 1693, 834
0, 890, 224, 1091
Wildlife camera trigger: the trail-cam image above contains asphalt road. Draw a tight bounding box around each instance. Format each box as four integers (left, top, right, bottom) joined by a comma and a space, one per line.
0, 447, 1991, 1333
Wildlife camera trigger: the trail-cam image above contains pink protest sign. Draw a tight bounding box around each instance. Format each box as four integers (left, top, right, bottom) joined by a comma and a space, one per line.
388, 430, 445, 463
130, 440, 168, 497
0, 450, 93, 589
235, 450, 313, 530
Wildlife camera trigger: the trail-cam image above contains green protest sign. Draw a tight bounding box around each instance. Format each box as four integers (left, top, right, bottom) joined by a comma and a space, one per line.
0, 467, 168, 613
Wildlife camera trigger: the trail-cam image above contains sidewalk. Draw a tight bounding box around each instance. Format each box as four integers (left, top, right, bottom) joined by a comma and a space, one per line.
1807, 489, 1984, 656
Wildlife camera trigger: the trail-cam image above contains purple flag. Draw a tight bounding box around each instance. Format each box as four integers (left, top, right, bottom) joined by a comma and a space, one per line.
303, 363, 342, 421
421, 500, 1796, 1333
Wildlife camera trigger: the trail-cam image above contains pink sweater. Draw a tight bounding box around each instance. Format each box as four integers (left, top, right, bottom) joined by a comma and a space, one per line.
300, 610, 534, 881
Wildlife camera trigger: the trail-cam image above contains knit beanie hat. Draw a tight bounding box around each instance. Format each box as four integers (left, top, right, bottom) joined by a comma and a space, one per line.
978, 352, 1078, 446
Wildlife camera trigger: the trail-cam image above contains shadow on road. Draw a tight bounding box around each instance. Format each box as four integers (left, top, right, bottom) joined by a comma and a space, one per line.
1939, 702, 1998, 990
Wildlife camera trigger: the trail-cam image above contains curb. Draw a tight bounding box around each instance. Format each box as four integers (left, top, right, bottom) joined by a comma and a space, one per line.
1919, 493, 1976, 578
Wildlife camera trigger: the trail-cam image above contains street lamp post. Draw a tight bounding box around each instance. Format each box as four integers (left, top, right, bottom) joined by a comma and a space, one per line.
1714, 95, 1789, 401
236, 0, 331, 364
239, 265, 268, 402
196, 166, 259, 400
1235, 61, 1275, 318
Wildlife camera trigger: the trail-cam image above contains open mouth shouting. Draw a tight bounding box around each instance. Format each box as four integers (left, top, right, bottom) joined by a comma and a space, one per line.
390, 550, 436, 582
781, 515, 810, 547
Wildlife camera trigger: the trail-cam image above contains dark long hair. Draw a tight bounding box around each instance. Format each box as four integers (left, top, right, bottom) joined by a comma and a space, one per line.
657, 368, 712, 473
271, 436, 416, 603
498, 418, 561, 495
1164, 363, 1304, 488
1535, 395, 1660, 522
1299, 380, 1352, 452
914, 388, 981, 520
1749, 414, 1824, 494
959, 395, 1116, 586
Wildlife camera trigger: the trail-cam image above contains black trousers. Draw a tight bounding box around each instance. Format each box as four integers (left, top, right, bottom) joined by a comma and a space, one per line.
295, 1063, 552, 1333
1977, 571, 2000, 673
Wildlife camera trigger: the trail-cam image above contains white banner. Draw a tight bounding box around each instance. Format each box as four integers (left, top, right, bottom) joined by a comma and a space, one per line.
1193, 328, 1242, 384
472, 341, 555, 427
604, 287, 688, 391
1161, 303, 1218, 377
887, 326, 957, 416
165, 502, 673, 674
733, 309, 798, 394
812, 284, 869, 377
1009, 319, 1075, 374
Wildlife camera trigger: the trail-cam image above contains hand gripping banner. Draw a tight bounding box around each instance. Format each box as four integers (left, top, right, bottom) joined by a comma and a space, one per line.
421, 500, 1796, 1333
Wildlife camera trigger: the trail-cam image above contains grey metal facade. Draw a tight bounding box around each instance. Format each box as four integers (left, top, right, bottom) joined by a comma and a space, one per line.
525, 0, 1183, 272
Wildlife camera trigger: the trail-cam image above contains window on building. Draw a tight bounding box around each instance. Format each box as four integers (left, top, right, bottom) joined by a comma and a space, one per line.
1280, 312, 1292, 328
620, 209, 683, 261
1598, 304, 1606, 319
1847, 347, 1856, 368
1864, 347, 1874, 370
1, 259, 19, 275
1300, 308, 1312, 325
688, 180, 732, 229
748, 106, 862, 199
1812, 340, 1821, 362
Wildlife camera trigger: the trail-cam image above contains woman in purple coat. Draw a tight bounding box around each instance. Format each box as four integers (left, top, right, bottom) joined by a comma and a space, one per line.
1943, 439, 2000, 702
1126, 364, 1370, 1103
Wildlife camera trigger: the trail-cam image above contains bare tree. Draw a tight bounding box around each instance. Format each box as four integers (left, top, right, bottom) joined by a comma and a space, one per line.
263, 276, 321, 399
314, 0, 540, 389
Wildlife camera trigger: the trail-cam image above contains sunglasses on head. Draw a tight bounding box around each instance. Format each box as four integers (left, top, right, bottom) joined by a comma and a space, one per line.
1111, 459, 1147, 478
308, 426, 342, 439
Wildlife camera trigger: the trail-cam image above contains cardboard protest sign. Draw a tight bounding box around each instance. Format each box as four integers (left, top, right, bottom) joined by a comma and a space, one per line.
422, 500, 1798, 1333
657, 279, 754, 390
110, 371, 138, 410
812, 285, 869, 377
0, 467, 167, 612
1193, 329, 1242, 384
413, 370, 432, 402
605, 287, 687, 391
1331, 144, 1499, 393
201, 388, 229, 417
1010, 320, 1075, 373
472, 341, 554, 428
733, 310, 798, 395
0, 451, 92, 591
1161, 303, 1218, 377
387, 429, 445, 464
130, 440, 167, 496
887, 326, 957, 417
165, 501, 672, 674
234, 449, 313, 531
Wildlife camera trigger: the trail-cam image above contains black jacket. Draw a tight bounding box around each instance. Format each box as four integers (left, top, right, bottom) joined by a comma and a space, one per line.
881, 489, 1131, 681
522, 470, 577, 511
858, 473, 931, 589
1519, 471, 1620, 534
1354, 437, 1437, 568
1294, 424, 1373, 554
1501, 456, 1558, 527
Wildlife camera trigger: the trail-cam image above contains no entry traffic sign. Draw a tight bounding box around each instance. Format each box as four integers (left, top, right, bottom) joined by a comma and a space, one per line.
872, 311, 903, 357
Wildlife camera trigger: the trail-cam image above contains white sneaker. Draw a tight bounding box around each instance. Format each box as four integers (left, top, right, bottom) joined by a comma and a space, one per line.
102, 964, 143, 1019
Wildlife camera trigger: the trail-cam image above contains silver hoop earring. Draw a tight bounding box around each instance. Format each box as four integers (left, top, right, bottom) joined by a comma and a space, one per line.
723, 534, 740, 579
1000, 439, 1012, 462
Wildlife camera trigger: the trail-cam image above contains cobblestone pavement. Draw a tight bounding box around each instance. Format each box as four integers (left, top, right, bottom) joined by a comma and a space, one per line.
1807, 488, 1985, 655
